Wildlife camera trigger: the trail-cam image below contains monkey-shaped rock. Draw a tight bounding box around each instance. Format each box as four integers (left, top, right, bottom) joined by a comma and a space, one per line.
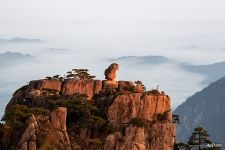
104, 63, 119, 81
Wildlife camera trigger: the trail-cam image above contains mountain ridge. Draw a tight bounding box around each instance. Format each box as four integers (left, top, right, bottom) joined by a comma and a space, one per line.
174, 76, 225, 146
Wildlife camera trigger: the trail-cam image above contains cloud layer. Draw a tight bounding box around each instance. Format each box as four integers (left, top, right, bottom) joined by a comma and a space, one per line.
1, 0, 225, 117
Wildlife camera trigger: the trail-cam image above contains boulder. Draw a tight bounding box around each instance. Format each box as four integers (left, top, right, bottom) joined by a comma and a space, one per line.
104, 63, 119, 81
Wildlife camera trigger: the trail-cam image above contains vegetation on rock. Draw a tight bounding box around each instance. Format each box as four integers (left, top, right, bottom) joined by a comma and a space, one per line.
1, 64, 177, 150
46, 68, 96, 81
156, 110, 170, 121
2, 104, 47, 128
129, 117, 145, 127
172, 114, 180, 124
48, 93, 106, 129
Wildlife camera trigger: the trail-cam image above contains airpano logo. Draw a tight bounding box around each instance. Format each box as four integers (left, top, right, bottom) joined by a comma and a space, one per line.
205, 143, 222, 148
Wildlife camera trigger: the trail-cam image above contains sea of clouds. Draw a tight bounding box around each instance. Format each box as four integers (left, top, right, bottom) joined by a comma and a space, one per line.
1, 0, 225, 117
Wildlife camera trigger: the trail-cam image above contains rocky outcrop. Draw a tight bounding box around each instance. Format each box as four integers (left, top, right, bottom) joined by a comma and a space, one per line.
27, 79, 62, 92
104, 63, 119, 81
61, 79, 102, 99
103, 123, 175, 150
147, 122, 176, 150
2, 63, 176, 150
134, 83, 145, 93
118, 81, 135, 93
108, 93, 171, 126
17, 107, 71, 150
104, 126, 145, 150
18, 115, 38, 150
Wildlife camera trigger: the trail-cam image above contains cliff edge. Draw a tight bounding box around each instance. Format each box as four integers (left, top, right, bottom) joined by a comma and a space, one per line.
0, 63, 176, 150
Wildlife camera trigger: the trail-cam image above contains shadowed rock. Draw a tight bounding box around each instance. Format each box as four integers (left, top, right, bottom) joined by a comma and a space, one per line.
18, 107, 71, 150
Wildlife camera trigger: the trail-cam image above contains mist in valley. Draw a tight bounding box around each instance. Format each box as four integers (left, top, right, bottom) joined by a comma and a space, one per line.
1, 0, 225, 117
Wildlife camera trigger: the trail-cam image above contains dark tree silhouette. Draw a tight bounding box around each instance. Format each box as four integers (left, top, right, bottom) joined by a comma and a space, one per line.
2, 104, 47, 127
53, 75, 60, 79
175, 127, 221, 150
188, 127, 212, 150
66, 69, 96, 80
172, 114, 180, 124
45, 76, 53, 80
135, 80, 146, 91
174, 142, 190, 150
45, 68, 96, 81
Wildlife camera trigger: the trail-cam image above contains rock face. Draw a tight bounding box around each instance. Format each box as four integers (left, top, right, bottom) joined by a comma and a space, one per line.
17, 107, 71, 150
61, 79, 102, 99
103, 93, 175, 150
18, 115, 38, 150
104, 63, 119, 81
27, 79, 62, 92
2, 64, 176, 150
103, 126, 145, 150
104, 124, 175, 150
108, 94, 172, 126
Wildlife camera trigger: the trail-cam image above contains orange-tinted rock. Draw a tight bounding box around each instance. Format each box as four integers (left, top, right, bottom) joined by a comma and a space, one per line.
108, 93, 171, 126
117, 126, 145, 150
3, 64, 176, 150
27, 79, 62, 92
104, 132, 122, 150
50, 107, 67, 131
18, 115, 38, 150
134, 84, 144, 93
104, 123, 175, 150
61, 79, 102, 99
17, 107, 71, 150
104, 63, 119, 81
102, 80, 118, 89
108, 93, 142, 125
141, 94, 172, 121
118, 81, 135, 93
147, 122, 176, 150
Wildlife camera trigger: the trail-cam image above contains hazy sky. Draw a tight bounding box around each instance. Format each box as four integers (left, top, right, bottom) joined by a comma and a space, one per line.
1, 0, 225, 117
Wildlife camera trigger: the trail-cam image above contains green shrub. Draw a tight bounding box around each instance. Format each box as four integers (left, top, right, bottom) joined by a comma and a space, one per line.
129, 118, 145, 127
148, 89, 160, 94
50, 93, 106, 129
156, 110, 170, 121
104, 124, 116, 134
2, 104, 48, 128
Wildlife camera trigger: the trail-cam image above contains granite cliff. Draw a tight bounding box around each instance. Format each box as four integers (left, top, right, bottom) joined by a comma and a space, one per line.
0, 63, 176, 150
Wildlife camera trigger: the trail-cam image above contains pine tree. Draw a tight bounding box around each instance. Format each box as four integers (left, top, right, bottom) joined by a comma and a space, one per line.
188, 127, 212, 150
66, 69, 96, 80
172, 114, 180, 124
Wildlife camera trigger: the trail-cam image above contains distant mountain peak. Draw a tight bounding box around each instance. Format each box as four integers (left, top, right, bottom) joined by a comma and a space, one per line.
0, 37, 42, 44
111, 55, 170, 65
174, 76, 225, 146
